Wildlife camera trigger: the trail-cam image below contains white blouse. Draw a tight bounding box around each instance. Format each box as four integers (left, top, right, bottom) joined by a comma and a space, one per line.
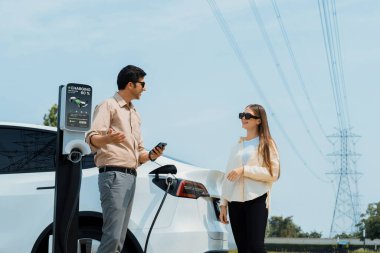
220, 137, 280, 208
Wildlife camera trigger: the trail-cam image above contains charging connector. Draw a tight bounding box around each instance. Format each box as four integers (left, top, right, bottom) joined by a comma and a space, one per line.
67, 148, 83, 163
144, 174, 176, 253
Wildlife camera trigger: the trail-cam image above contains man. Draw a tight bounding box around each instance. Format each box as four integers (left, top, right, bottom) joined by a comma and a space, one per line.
86, 65, 165, 253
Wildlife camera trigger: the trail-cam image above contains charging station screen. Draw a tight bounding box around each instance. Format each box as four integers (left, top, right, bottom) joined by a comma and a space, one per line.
65, 84, 92, 131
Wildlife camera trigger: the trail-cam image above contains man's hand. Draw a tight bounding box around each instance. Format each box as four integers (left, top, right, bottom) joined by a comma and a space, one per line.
89, 127, 125, 148
107, 128, 125, 144
149, 145, 165, 161
226, 166, 244, 181
219, 206, 229, 224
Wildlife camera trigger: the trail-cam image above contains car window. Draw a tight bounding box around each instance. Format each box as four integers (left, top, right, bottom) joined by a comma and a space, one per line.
0, 126, 96, 174
0, 127, 56, 174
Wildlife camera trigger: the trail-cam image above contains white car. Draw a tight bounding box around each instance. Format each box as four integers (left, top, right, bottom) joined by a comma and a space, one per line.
0, 122, 233, 253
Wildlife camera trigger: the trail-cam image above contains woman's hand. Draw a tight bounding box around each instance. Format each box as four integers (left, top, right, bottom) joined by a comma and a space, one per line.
219, 206, 229, 224
226, 166, 244, 181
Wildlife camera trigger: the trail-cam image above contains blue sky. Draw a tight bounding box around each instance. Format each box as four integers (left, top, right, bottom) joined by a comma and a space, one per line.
1, 0, 379, 237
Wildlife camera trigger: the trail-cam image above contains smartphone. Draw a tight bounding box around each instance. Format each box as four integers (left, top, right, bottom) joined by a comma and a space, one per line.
155, 142, 167, 149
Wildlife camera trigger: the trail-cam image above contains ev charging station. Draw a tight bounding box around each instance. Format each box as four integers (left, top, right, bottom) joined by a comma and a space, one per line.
51, 83, 177, 253
52, 83, 92, 253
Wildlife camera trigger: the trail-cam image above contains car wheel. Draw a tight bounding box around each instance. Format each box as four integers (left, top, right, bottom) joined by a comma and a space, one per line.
77, 225, 140, 253
33, 224, 140, 253
77, 224, 101, 253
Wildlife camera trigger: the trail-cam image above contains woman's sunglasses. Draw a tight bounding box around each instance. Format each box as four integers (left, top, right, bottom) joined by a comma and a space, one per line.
239, 112, 260, 120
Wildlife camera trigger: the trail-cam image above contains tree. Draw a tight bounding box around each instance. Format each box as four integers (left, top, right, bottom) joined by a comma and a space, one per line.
299, 231, 323, 238
267, 216, 322, 238
356, 202, 380, 240
43, 104, 58, 127
308, 231, 322, 238
333, 232, 354, 239
267, 216, 301, 237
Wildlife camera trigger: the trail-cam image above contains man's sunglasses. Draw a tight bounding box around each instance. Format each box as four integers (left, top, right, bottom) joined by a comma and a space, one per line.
239, 112, 260, 120
135, 81, 145, 88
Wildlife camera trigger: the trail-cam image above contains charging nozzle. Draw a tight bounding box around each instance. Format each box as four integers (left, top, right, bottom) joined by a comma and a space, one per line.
67, 148, 83, 163
165, 175, 175, 186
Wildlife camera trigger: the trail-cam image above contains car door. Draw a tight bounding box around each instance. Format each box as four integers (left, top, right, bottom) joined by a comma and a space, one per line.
0, 125, 56, 252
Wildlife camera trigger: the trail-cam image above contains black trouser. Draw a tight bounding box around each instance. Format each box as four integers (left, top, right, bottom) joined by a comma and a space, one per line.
228, 193, 268, 253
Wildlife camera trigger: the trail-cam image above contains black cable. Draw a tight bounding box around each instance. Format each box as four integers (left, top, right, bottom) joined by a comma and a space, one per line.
143, 177, 173, 253
64, 156, 82, 253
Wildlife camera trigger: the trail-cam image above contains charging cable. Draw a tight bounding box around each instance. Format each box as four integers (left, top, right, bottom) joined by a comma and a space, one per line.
64, 156, 83, 253
143, 174, 175, 253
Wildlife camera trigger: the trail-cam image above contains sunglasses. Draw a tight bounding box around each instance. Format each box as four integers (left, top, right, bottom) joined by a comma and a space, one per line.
239, 112, 260, 120
135, 81, 145, 88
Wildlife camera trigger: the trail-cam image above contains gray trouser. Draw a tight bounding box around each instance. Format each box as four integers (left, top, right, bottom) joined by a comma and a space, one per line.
97, 171, 136, 253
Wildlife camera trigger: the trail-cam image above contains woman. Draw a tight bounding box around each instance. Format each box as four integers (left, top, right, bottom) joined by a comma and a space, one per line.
219, 104, 280, 253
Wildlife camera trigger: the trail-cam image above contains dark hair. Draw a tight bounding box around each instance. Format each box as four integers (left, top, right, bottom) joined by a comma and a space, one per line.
117, 65, 146, 90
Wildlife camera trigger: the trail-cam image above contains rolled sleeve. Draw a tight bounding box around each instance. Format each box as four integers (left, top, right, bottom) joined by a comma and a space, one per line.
85, 131, 100, 153
85, 102, 112, 152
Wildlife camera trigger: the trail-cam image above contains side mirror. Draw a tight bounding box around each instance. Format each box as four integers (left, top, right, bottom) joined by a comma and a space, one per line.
149, 164, 177, 179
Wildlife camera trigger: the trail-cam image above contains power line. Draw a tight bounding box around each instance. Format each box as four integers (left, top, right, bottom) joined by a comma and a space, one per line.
318, 0, 360, 236
331, 0, 351, 128
271, 0, 328, 138
248, 0, 329, 162
318, 0, 351, 130
206, 0, 330, 183
318, 0, 343, 129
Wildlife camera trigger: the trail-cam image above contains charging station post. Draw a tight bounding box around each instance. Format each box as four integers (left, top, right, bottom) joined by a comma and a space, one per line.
53, 83, 92, 253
